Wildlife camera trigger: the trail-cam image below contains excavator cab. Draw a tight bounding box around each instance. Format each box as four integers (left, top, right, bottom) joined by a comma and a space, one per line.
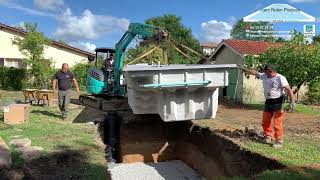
86, 23, 170, 98
87, 48, 117, 95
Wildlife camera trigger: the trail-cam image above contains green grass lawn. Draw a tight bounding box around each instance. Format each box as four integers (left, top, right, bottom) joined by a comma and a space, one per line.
243, 135, 320, 179
0, 90, 107, 179
241, 102, 320, 179
1, 90, 319, 179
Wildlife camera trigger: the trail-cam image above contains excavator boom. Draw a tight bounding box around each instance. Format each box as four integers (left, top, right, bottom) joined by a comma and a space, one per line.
85, 23, 167, 96
113, 23, 168, 96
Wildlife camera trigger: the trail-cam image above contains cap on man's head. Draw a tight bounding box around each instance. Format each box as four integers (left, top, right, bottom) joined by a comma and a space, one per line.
264, 64, 275, 71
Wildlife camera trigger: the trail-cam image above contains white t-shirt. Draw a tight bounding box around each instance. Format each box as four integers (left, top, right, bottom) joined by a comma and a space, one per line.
257, 73, 289, 99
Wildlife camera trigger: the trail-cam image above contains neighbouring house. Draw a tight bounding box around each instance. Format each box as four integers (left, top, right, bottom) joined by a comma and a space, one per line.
210, 39, 307, 103
201, 42, 218, 56
0, 23, 94, 69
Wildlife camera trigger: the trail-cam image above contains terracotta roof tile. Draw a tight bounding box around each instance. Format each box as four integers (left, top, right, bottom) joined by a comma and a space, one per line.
223, 39, 283, 55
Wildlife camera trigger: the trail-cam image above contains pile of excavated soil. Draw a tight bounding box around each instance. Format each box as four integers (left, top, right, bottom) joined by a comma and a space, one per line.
194, 104, 320, 137
108, 160, 202, 180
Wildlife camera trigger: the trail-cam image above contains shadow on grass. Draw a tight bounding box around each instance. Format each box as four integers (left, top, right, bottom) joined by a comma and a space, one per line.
0, 145, 108, 180
31, 110, 62, 119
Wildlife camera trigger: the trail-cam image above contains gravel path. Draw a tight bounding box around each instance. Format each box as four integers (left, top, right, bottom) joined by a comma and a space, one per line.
108, 160, 203, 180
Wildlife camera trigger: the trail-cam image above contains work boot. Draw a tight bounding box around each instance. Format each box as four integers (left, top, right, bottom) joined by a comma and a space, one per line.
273, 139, 284, 148
263, 136, 272, 144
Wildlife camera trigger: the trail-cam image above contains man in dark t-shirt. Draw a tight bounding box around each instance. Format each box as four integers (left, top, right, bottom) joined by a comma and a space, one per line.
103, 54, 115, 69
101, 54, 115, 82
52, 63, 79, 119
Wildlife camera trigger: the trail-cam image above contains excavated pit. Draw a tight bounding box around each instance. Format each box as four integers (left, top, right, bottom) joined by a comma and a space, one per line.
98, 113, 285, 179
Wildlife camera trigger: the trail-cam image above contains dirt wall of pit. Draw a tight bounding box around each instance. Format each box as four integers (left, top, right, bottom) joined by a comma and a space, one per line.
102, 114, 285, 179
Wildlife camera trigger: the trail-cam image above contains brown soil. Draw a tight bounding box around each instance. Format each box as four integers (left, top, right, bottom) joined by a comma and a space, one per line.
109, 116, 285, 179
101, 101, 320, 179
194, 103, 320, 137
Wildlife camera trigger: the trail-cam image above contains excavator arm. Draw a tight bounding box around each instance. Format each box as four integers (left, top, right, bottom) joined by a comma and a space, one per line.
112, 23, 168, 95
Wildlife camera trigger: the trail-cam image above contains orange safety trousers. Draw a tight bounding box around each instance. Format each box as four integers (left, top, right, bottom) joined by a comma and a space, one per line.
262, 111, 284, 140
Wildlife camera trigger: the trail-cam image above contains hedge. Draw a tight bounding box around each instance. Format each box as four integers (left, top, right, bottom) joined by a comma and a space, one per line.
0, 63, 91, 91
0, 66, 26, 90
72, 62, 90, 90
305, 80, 320, 105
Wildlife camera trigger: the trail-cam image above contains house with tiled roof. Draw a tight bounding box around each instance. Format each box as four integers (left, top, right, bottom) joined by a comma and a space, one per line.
201, 42, 219, 56
210, 39, 306, 103
0, 23, 95, 69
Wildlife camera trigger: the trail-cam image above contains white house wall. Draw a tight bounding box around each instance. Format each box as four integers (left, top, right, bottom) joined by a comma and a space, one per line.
44, 45, 87, 68
0, 29, 88, 68
0, 30, 25, 59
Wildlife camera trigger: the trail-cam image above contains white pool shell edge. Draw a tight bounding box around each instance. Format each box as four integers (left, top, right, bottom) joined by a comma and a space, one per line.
124, 64, 237, 122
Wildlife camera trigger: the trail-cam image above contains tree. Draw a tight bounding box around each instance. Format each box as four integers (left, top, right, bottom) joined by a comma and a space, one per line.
306, 78, 320, 105
12, 23, 53, 89
312, 35, 320, 43
127, 14, 202, 64
126, 46, 165, 64
230, 19, 275, 42
275, 37, 287, 43
244, 31, 320, 94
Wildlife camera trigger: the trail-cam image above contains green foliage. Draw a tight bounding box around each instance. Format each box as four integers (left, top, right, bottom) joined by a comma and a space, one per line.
72, 62, 90, 89
11, 22, 53, 89
126, 46, 164, 64
275, 37, 288, 43
0, 67, 26, 90
230, 19, 275, 42
146, 15, 201, 51
127, 14, 202, 64
313, 35, 320, 43
96, 54, 106, 68
243, 55, 262, 70
244, 31, 320, 94
305, 79, 320, 105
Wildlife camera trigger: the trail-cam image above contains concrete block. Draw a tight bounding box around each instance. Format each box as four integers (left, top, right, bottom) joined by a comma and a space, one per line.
108, 160, 202, 180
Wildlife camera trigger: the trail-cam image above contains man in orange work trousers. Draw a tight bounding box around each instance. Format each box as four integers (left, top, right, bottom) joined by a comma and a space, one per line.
239, 64, 295, 148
